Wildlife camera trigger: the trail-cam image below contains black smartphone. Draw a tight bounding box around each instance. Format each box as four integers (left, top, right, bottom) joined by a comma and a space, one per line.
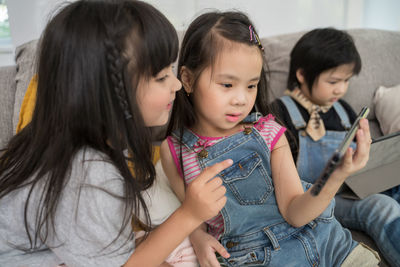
310, 106, 370, 196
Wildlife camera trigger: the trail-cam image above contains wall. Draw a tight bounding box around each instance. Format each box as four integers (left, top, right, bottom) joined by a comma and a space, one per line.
148, 0, 350, 37
146, 0, 400, 37
2, 0, 400, 66
7, 0, 66, 48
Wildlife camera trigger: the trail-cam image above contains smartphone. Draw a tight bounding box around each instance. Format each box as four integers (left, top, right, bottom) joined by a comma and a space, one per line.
310, 106, 370, 196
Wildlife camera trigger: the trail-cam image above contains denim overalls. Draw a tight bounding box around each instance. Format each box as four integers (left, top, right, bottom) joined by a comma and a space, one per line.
171, 112, 357, 267
280, 96, 356, 183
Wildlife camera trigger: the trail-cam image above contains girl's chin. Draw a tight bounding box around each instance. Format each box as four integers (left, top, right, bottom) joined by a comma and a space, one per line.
145, 116, 169, 127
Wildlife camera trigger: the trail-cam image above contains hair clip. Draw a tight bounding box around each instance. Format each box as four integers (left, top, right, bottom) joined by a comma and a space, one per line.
249, 25, 264, 51
249, 25, 254, 41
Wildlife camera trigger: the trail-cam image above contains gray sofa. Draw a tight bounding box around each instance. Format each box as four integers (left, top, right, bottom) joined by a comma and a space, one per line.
1, 29, 399, 266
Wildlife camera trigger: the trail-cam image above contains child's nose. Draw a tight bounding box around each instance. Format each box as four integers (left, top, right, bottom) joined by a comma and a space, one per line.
172, 76, 182, 92
335, 82, 348, 95
232, 91, 247, 106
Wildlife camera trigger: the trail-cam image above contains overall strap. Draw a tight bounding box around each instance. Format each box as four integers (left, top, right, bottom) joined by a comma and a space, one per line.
243, 112, 262, 123
171, 128, 201, 149
280, 96, 306, 130
332, 101, 352, 130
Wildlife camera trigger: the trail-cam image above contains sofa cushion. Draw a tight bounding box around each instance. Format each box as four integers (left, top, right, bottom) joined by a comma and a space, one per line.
15, 76, 37, 132
13, 40, 38, 133
373, 84, 400, 135
0, 66, 17, 148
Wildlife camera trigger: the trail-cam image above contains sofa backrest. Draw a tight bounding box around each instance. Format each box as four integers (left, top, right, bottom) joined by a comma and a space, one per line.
2, 29, 399, 145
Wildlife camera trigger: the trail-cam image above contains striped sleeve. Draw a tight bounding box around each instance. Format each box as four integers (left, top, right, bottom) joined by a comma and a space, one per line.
166, 136, 202, 183
256, 114, 286, 151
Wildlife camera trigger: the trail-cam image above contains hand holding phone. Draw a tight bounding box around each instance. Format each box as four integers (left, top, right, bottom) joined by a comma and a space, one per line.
310, 106, 370, 196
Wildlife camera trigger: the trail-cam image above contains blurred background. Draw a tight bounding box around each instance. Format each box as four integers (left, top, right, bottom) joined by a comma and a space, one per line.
1, 0, 399, 66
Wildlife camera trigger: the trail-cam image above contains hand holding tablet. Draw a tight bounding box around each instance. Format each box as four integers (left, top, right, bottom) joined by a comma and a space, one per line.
310, 107, 370, 196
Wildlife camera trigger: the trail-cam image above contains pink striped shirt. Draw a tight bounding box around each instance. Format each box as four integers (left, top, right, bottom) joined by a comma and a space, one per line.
167, 114, 286, 239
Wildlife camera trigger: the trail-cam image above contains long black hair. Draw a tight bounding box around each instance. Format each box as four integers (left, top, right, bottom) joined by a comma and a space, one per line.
287, 27, 362, 93
0, 0, 178, 250
167, 11, 271, 135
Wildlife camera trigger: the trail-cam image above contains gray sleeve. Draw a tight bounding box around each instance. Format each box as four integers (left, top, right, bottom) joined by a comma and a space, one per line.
48, 151, 135, 267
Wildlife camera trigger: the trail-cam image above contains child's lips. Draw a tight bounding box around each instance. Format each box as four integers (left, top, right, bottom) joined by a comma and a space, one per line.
226, 113, 241, 122
167, 100, 174, 110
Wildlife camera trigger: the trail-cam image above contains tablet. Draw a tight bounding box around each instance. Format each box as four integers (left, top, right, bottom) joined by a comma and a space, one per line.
340, 131, 400, 199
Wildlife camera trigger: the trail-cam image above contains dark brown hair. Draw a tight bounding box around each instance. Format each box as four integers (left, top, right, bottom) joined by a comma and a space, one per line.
287, 27, 361, 93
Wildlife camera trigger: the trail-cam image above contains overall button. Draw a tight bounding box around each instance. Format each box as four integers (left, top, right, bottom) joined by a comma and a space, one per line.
244, 128, 252, 135
198, 149, 208, 159
226, 241, 239, 248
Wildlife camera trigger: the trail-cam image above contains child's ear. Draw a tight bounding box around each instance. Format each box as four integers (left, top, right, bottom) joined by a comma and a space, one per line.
296, 69, 306, 85
180, 66, 193, 94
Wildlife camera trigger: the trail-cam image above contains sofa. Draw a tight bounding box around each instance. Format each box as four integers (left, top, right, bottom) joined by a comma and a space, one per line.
1, 29, 399, 266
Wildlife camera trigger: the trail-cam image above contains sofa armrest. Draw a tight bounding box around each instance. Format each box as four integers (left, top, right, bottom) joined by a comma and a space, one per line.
0, 65, 17, 148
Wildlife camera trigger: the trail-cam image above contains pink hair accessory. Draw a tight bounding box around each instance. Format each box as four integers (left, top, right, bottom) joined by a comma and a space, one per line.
249, 25, 264, 51
249, 25, 254, 41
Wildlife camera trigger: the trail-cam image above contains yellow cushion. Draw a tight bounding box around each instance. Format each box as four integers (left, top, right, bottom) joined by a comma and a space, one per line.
152, 146, 160, 164
16, 75, 37, 133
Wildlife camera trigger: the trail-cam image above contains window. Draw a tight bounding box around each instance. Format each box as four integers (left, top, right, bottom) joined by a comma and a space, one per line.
0, 0, 11, 47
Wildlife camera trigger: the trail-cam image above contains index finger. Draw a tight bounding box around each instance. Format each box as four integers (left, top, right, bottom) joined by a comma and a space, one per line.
359, 118, 371, 141
355, 119, 371, 153
196, 159, 233, 184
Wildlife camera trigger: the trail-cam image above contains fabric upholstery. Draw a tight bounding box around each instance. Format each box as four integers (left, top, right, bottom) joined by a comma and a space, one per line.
16, 75, 37, 132
373, 84, 400, 135
13, 39, 38, 133
0, 66, 17, 148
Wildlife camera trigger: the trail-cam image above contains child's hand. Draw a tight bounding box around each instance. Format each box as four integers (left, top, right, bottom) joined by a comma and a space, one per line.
180, 159, 232, 224
190, 226, 230, 267
337, 118, 372, 177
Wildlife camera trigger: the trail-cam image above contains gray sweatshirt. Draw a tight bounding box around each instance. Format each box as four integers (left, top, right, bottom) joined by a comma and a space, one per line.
0, 147, 134, 267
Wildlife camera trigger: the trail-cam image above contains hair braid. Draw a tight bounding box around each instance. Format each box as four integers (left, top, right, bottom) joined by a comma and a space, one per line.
104, 39, 133, 120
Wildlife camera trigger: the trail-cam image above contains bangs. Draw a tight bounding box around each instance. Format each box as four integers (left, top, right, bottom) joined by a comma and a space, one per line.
136, 2, 179, 77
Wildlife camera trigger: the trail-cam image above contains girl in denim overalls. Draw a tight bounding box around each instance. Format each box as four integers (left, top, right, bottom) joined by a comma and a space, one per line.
161, 13, 379, 267
272, 28, 400, 267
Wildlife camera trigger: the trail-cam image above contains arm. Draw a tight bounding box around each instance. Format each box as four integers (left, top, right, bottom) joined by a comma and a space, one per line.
48, 148, 230, 267
160, 139, 230, 267
160, 139, 185, 202
125, 156, 232, 266
134, 233, 172, 267
272, 119, 371, 227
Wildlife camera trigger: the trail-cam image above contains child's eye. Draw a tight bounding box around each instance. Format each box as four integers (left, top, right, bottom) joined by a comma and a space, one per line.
328, 81, 337, 85
248, 84, 257, 89
221, 83, 232, 88
156, 75, 168, 82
